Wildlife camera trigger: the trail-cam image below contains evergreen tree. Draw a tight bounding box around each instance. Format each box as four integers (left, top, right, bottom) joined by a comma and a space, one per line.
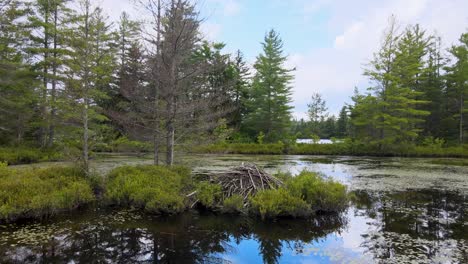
307, 92, 328, 135
0, 0, 37, 144
445, 32, 468, 144
336, 106, 349, 138
358, 18, 430, 146
232, 50, 250, 131
28, 0, 72, 147
245, 29, 294, 142
64, 0, 116, 174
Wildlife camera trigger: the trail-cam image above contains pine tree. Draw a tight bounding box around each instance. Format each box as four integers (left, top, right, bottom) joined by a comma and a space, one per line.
336, 106, 349, 138
360, 18, 430, 146
0, 0, 37, 144
245, 29, 294, 142
445, 32, 468, 144
231, 50, 250, 131
64, 0, 116, 174
28, 0, 72, 147
307, 92, 328, 135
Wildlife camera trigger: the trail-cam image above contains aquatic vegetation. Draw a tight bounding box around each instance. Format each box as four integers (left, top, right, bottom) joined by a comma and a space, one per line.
195, 143, 468, 158
105, 165, 190, 214
195, 181, 222, 209
0, 166, 94, 222
222, 194, 245, 214
286, 171, 348, 212
250, 188, 311, 219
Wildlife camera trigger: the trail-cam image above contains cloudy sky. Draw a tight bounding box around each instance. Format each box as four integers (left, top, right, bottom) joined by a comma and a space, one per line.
101, 0, 468, 119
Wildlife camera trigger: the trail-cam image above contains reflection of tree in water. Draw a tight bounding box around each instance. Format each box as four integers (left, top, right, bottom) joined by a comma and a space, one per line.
353, 190, 468, 263
0, 210, 347, 263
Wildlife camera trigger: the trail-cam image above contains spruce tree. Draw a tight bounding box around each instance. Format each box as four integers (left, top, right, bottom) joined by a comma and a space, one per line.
246, 29, 294, 142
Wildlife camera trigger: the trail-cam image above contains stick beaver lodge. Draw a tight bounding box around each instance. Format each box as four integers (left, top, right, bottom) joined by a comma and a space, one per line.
190, 163, 349, 218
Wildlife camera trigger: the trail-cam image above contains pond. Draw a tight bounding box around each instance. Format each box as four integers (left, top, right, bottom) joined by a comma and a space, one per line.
3, 154, 468, 263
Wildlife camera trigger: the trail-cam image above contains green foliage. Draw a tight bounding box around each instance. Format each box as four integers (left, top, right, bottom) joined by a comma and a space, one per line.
244, 29, 294, 142
105, 165, 190, 214
250, 188, 311, 219
0, 166, 94, 222
196, 142, 468, 158
257, 132, 265, 144
286, 171, 348, 212
196, 182, 222, 209
222, 194, 245, 214
110, 137, 152, 153
0, 147, 62, 165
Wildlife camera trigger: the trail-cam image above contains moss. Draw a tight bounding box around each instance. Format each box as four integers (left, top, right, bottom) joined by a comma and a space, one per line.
286, 171, 348, 212
196, 182, 222, 209
0, 166, 94, 222
250, 188, 311, 219
222, 194, 245, 214
105, 165, 189, 214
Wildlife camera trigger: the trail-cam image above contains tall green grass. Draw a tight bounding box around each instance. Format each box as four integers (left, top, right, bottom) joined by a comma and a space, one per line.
104, 165, 192, 214
0, 164, 94, 222
250, 171, 348, 219
0, 147, 62, 165
195, 142, 468, 158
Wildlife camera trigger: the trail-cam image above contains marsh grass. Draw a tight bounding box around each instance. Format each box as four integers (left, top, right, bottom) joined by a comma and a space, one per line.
104, 165, 191, 214
0, 147, 62, 165
250, 171, 349, 219
0, 164, 94, 222
196, 142, 467, 158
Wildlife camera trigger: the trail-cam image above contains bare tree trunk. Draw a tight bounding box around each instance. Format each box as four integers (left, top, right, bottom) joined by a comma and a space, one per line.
48, 5, 58, 147
41, 4, 50, 148
460, 94, 464, 145
83, 101, 89, 175
153, 0, 162, 165
166, 121, 174, 165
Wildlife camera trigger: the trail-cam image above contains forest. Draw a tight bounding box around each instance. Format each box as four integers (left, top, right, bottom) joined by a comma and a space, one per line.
1, 0, 468, 172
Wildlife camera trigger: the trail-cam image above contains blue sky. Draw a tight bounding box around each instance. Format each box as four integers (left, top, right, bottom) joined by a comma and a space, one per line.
102, 0, 468, 119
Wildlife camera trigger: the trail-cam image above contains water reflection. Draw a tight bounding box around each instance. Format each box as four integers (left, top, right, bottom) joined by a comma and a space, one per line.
353, 190, 468, 263
0, 211, 347, 264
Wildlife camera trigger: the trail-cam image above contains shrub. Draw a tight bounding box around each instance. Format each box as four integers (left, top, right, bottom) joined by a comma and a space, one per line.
0, 166, 94, 222
287, 171, 348, 212
0, 147, 62, 165
196, 182, 222, 209
105, 165, 189, 214
250, 188, 311, 219
222, 194, 245, 214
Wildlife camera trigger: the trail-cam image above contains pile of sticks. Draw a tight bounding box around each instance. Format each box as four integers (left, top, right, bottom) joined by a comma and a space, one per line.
214, 163, 283, 200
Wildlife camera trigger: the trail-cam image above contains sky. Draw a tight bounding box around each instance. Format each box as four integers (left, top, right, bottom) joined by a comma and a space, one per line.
100, 0, 468, 119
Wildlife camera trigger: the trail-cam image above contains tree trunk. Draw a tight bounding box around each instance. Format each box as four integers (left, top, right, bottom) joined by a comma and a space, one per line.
460, 94, 464, 145
83, 101, 89, 175
48, 5, 58, 147
153, 133, 159, 165
41, 5, 50, 148
166, 121, 174, 166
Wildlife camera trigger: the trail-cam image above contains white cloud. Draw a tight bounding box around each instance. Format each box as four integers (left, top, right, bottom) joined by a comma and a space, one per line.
289, 0, 468, 118
223, 0, 241, 16
208, 0, 241, 17
200, 22, 222, 41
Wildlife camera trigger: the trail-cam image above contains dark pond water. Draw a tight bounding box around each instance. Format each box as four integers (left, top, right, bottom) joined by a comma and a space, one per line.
4, 154, 468, 263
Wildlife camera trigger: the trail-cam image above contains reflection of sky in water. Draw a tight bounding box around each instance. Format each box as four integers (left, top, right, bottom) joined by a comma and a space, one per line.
216, 209, 376, 264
